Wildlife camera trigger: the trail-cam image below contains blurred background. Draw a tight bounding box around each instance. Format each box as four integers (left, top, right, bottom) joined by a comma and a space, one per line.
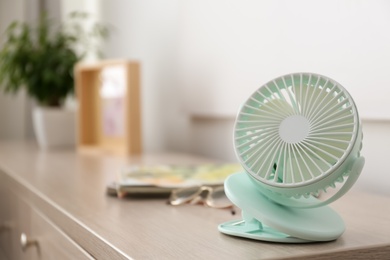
1, 0, 389, 195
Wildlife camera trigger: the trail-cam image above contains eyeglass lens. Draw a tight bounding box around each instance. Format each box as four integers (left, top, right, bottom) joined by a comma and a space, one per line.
169, 186, 201, 205
207, 187, 232, 208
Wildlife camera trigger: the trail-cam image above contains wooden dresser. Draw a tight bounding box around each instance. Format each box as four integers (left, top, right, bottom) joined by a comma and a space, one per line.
0, 141, 389, 259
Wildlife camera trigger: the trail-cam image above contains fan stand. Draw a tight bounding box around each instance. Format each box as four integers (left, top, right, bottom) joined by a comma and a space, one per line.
218, 173, 345, 243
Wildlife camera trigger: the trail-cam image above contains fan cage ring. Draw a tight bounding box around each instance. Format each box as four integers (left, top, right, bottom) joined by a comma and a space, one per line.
234, 73, 360, 194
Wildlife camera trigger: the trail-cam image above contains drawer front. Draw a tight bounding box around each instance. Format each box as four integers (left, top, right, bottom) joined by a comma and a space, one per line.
0, 183, 92, 260
28, 206, 93, 260
0, 176, 14, 260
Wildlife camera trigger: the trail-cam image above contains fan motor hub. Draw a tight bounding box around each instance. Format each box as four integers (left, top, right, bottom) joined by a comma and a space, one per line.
279, 115, 310, 144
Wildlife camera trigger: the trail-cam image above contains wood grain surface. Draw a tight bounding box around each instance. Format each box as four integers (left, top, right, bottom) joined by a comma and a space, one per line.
0, 141, 389, 259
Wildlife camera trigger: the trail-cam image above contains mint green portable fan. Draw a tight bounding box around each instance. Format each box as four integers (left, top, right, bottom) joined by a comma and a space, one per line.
219, 73, 365, 243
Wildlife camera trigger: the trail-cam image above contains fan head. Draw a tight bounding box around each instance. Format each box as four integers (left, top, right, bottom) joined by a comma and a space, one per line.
234, 73, 363, 199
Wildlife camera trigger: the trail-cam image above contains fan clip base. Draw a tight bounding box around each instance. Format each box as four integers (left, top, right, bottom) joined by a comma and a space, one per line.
219, 211, 312, 243
218, 173, 345, 243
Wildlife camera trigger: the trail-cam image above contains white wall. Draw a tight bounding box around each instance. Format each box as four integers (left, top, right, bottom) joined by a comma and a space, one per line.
0, 0, 25, 140
355, 120, 390, 196
101, 0, 191, 154
0, 0, 39, 140
178, 0, 390, 120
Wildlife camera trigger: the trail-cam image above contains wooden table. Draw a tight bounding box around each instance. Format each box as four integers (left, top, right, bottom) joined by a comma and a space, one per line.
0, 141, 389, 259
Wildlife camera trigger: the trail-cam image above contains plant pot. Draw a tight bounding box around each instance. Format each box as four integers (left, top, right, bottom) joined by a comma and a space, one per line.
32, 107, 76, 149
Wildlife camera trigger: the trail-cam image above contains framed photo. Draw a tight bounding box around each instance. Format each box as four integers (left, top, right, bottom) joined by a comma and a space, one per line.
75, 60, 141, 155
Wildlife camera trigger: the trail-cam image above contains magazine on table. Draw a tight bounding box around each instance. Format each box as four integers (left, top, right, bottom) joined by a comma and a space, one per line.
109, 163, 242, 197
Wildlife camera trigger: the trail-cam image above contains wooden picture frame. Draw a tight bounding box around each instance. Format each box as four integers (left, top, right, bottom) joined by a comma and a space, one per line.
75, 60, 141, 155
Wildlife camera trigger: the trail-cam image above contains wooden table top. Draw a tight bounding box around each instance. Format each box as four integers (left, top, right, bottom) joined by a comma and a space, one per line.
0, 141, 389, 259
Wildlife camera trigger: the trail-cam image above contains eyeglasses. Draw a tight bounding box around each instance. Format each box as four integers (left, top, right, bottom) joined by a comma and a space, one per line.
168, 185, 234, 211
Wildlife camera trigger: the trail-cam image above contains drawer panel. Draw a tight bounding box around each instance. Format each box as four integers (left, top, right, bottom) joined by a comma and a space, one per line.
0, 183, 93, 260
28, 206, 93, 260
0, 177, 14, 260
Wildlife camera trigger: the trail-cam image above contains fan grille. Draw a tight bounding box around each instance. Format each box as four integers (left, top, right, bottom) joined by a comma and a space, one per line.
234, 73, 358, 188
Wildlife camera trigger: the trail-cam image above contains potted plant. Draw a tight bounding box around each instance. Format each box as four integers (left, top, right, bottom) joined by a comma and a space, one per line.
0, 12, 108, 148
